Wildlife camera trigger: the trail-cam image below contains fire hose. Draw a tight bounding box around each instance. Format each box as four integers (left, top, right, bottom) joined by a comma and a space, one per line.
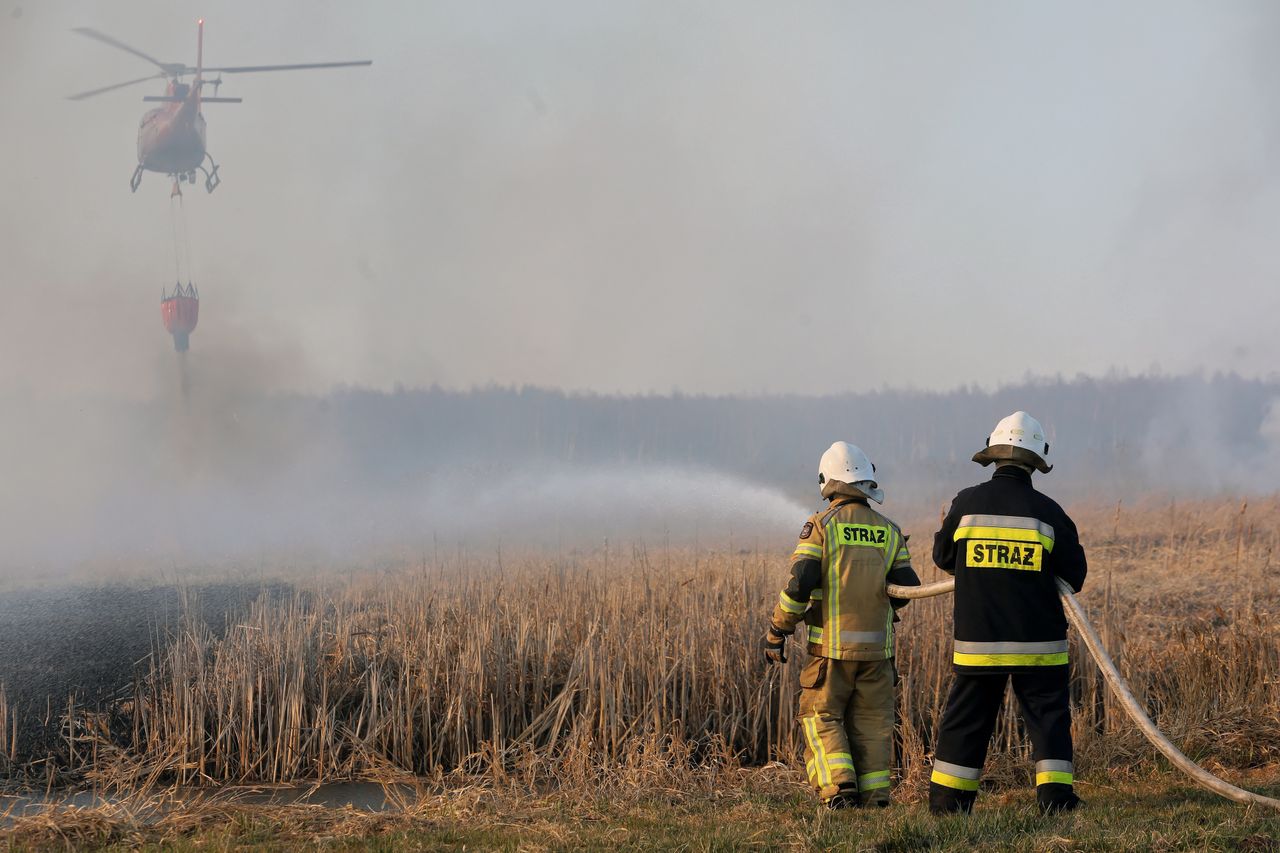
882, 577, 1280, 809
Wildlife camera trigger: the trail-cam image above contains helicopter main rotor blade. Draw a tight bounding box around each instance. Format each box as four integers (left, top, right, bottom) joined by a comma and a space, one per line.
200, 60, 372, 74
67, 73, 165, 101
70, 27, 182, 73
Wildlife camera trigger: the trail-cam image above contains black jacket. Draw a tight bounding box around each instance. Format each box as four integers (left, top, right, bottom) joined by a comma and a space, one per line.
933, 466, 1087, 673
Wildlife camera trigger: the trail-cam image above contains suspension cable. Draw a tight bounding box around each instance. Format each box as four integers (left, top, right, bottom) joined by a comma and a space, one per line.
177, 193, 193, 283
168, 194, 184, 284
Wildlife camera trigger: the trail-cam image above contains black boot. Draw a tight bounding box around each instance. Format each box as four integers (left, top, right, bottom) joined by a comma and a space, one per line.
928, 782, 976, 815
1037, 784, 1083, 815
823, 784, 862, 810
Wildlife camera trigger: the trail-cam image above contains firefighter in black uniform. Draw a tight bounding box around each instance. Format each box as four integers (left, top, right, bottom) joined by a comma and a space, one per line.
929, 411, 1087, 815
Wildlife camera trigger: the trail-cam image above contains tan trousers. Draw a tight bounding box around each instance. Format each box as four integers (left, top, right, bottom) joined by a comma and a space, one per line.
797, 656, 896, 804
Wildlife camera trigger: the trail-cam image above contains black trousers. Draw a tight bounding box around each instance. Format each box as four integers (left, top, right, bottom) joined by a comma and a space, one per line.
929, 668, 1075, 810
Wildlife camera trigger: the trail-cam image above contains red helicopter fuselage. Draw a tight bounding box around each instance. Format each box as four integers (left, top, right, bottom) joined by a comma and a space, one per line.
70, 19, 368, 193
138, 79, 207, 175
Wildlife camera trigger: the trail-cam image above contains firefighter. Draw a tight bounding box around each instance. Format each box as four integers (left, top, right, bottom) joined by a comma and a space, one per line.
928, 411, 1087, 815
763, 441, 920, 809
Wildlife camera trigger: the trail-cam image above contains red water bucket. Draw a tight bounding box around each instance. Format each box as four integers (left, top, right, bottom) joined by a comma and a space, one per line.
161, 282, 199, 351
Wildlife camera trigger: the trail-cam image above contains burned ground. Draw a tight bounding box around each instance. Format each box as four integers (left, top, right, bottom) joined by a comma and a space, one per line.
0, 582, 288, 765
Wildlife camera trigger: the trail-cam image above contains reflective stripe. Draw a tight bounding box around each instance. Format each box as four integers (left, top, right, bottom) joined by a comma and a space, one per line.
957, 514, 1055, 540
955, 639, 1068, 666
933, 760, 981, 780
793, 543, 823, 560
881, 528, 899, 657
1036, 759, 1074, 774
827, 752, 855, 772
1036, 759, 1074, 786
931, 770, 980, 791
803, 715, 830, 788
931, 760, 981, 791
777, 591, 807, 615
880, 525, 901, 578
808, 626, 887, 645
954, 514, 1055, 551
954, 651, 1068, 667
887, 521, 907, 567
955, 526, 1054, 552
955, 640, 1068, 655
809, 589, 823, 600
826, 520, 840, 654
858, 770, 891, 790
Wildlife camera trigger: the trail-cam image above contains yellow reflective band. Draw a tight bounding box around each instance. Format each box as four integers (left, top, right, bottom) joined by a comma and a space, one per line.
803, 715, 830, 789
827, 752, 855, 771
931, 770, 980, 791
803, 712, 824, 783
954, 525, 1054, 552
808, 625, 824, 643
859, 770, 891, 790
1036, 771, 1074, 786
777, 591, 807, 614
881, 527, 898, 575
826, 523, 840, 654
953, 652, 1069, 667
793, 543, 823, 559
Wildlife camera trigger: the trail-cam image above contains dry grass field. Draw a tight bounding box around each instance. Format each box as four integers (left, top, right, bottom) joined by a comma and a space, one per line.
2, 497, 1278, 849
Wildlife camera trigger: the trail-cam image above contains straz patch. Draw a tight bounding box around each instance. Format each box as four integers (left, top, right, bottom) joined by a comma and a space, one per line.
799, 521, 814, 540
835, 523, 888, 547
966, 539, 1043, 571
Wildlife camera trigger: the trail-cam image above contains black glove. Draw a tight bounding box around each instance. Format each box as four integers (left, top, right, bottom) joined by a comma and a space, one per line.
762, 627, 789, 664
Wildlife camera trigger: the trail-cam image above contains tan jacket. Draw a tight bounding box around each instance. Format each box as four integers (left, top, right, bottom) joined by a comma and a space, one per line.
770, 497, 916, 661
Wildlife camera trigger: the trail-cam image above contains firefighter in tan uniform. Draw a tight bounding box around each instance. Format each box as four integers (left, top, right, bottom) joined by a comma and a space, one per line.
763, 442, 921, 808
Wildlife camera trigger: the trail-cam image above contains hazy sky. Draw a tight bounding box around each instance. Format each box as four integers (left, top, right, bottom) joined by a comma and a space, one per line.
2, 1, 1277, 398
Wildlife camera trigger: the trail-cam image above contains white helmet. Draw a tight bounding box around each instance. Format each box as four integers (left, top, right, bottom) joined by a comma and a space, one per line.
973, 411, 1053, 473
818, 441, 884, 503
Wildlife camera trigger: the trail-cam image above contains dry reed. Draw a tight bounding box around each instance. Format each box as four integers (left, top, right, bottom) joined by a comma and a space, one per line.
15, 498, 1280, 795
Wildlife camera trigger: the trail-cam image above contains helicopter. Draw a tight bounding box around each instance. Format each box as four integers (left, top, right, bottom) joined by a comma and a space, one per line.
68, 20, 371, 194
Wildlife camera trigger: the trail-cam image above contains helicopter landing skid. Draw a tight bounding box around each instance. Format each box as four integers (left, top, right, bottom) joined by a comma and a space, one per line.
199, 154, 221, 193
130, 164, 144, 193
